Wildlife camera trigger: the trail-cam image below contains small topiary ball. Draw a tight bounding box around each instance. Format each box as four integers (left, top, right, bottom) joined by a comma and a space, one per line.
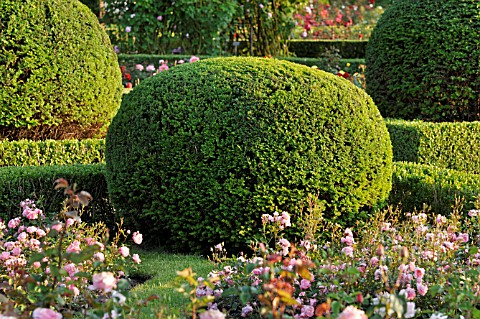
106, 57, 393, 253
366, 0, 480, 122
0, 0, 122, 140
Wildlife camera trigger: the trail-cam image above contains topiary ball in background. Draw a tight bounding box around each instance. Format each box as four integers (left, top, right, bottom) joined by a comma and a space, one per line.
106, 57, 393, 253
366, 0, 480, 122
0, 0, 122, 140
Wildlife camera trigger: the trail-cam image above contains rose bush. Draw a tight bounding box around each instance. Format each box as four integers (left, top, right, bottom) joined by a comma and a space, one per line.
0, 179, 147, 318
180, 202, 480, 318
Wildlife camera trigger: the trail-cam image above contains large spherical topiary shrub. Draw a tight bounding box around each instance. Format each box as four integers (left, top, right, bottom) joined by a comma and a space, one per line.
366, 0, 480, 122
0, 0, 122, 140
106, 57, 393, 253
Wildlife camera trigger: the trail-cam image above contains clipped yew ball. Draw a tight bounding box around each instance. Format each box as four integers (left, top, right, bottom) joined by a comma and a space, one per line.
106, 57, 393, 253
0, 0, 122, 140
366, 0, 480, 122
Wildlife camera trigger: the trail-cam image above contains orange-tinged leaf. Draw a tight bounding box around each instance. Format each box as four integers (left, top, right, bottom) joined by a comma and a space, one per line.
54, 178, 69, 189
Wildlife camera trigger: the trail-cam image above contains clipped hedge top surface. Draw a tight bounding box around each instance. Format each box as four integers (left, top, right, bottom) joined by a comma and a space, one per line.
0, 0, 122, 140
106, 57, 392, 252
366, 0, 480, 122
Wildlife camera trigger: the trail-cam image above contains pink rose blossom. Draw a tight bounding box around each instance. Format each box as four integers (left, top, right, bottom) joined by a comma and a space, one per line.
406, 287, 416, 300
27, 226, 38, 233
341, 235, 355, 246
158, 63, 169, 72
300, 279, 311, 290
119, 246, 130, 257
135, 64, 144, 71
199, 309, 225, 319
1, 252, 11, 260
94, 252, 105, 262
33, 261, 41, 269
146, 64, 156, 72
341, 246, 354, 257
132, 231, 143, 244
12, 246, 21, 256
64, 263, 78, 277
190, 56, 200, 63
417, 283, 428, 296
8, 218, 21, 229
17, 232, 27, 241
132, 253, 141, 264
32, 308, 62, 319
66, 240, 81, 253
414, 267, 425, 279
301, 305, 315, 318
66, 218, 75, 228
89, 272, 117, 292
52, 224, 63, 232
278, 238, 290, 256
338, 306, 367, 319
36, 229, 46, 237
69, 284, 80, 298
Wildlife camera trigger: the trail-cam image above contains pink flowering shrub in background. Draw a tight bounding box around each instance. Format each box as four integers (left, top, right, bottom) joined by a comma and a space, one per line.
294, 0, 384, 40
0, 179, 147, 318
178, 200, 480, 319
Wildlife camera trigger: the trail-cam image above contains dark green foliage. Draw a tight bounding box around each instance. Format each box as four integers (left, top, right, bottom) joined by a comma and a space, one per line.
288, 40, 368, 58
79, 0, 100, 17
0, 164, 114, 227
0, 0, 122, 140
387, 119, 480, 174
390, 162, 480, 216
366, 0, 480, 122
0, 139, 105, 167
106, 57, 392, 253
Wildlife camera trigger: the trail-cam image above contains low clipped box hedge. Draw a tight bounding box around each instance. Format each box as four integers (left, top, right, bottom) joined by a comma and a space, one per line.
0, 139, 105, 167
390, 162, 480, 216
0, 0, 122, 140
0, 164, 114, 226
387, 120, 480, 174
106, 57, 393, 253
366, 0, 480, 121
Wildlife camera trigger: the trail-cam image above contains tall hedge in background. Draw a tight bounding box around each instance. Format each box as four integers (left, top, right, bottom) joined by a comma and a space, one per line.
106, 57, 392, 253
366, 0, 480, 122
0, 0, 122, 140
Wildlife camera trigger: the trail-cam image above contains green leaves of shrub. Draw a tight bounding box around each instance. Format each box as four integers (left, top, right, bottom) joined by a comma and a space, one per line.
106, 57, 392, 253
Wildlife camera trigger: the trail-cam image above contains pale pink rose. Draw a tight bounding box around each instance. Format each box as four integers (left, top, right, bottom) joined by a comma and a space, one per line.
158, 63, 169, 72
406, 287, 416, 300
89, 272, 117, 292
51, 224, 63, 232
301, 305, 315, 317
66, 218, 75, 228
281, 211, 291, 228
146, 64, 156, 72
344, 228, 353, 237
17, 232, 27, 242
442, 241, 454, 250
64, 263, 77, 277
178, 59, 185, 64
12, 246, 21, 256
341, 236, 355, 246
66, 240, 81, 253
132, 231, 143, 244
84, 237, 96, 246
27, 226, 38, 233
94, 252, 105, 262
23, 208, 41, 220
370, 256, 379, 266
135, 64, 144, 71
341, 246, 354, 257
414, 267, 425, 280
189, 56, 200, 63
33, 261, 41, 269
457, 233, 469, 243
32, 308, 63, 319
417, 283, 428, 296
8, 217, 21, 229
199, 309, 225, 319
405, 302, 416, 318
132, 253, 141, 264
36, 229, 46, 237
1, 251, 11, 260
118, 246, 130, 257
278, 238, 290, 256
338, 306, 367, 319
300, 279, 311, 290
